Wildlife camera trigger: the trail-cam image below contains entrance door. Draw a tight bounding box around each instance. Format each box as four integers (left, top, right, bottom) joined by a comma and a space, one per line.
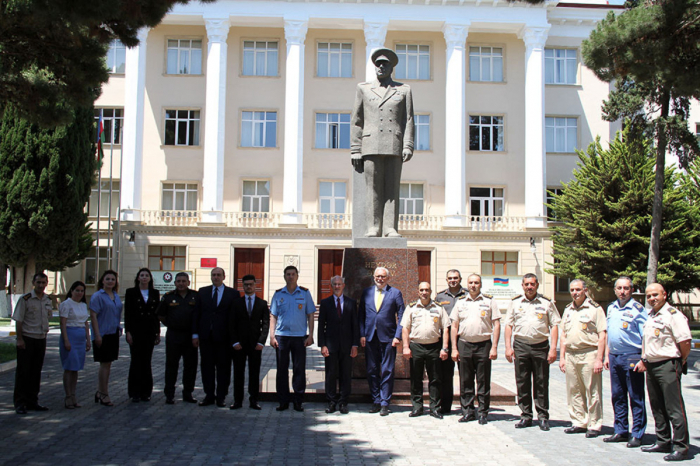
317, 249, 344, 302
417, 250, 431, 286
234, 248, 265, 299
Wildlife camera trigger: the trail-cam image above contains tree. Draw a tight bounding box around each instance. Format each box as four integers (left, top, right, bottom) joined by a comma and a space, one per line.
0, 0, 213, 126
581, 0, 700, 287
546, 131, 700, 297
0, 105, 97, 292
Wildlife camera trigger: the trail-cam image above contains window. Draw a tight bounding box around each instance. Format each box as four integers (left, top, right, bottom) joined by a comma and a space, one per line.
481, 251, 518, 276
315, 113, 351, 149
167, 39, 202, 75
469, 116, 504, 152
317, 42, 352, 78
546, 117, 577, 153
470, 187, 504, 217
414, 115, 430, 151
148, 246, 186, 271
400, 183, 424, 215
556, 276, 572, 293
94, 108, 123, 145
545, 48, 577, 85
162, 183, 198, 211
106, 40, 126, 74
469, 46, 503, 82
546, 188, 564, 221
85, 247, 110, 285
164, 110, 200, 146
243, 41, 278, 76
89, 180, 120, 218
395, 44, 430, 80
319, 181, 346, 214
242, 180, 270, 212
241, 111, 277, 148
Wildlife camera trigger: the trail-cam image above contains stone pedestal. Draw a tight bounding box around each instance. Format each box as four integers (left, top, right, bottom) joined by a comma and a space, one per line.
342, 247, 419, 379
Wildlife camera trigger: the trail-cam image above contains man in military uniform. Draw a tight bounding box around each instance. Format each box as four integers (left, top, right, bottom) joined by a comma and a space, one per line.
435, 269, 466, 415
450, 273, 501, 424
637, 283, 691, 462
401, 282, 449, 419
12, 272, 52, 414
269, 265, 316, 412
559, 279, 607, 438
603, 276, 648, 447
504, 273, 560, 431
158, 272, 199, 405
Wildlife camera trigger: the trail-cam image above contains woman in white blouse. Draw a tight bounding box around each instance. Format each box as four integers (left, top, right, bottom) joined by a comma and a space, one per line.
59, 281, 91, 408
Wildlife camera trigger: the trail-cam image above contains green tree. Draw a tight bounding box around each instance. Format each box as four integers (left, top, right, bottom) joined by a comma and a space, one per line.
0, 105, 97, 291
581, 0, 700, 287
547, 131, 700, 297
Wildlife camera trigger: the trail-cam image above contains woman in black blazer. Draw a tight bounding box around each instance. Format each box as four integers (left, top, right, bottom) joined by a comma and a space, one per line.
124, 268, 161, 402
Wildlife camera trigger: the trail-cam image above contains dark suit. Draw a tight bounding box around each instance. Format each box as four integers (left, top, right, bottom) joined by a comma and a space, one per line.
318, 294, 359, 404
359, 285, 405, 406
230, 294, 269, 405
195, 285, 240, 402
124, 287, 161, 399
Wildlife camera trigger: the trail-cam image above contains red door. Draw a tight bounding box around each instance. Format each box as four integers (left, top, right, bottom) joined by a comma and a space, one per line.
234, 248, 265, 299
317, 249, 344, 302
417, 250, 431, 286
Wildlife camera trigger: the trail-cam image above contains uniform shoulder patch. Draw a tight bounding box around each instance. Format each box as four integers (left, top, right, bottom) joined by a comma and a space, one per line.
408, 301, 417, 307
23, 293, 31, 300
511, 294, 523, 301
590, 300, 601, 308
299, 286, 309, 291
165, 290, 175, 295
482, 293, 493, 299
275, 287, 284, 293
633, 302, 644, 311
457, 295, 467, 300
540, 294, 552, 301
668, 307, 677, 314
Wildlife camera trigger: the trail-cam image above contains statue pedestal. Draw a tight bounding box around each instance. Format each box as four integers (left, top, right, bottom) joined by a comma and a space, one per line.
342, 247, 419, 379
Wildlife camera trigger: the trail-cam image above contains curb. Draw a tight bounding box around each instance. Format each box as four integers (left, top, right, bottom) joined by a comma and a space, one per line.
0, 359, 16, 373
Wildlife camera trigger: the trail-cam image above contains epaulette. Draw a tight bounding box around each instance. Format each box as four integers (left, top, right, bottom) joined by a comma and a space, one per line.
483, 293, 493, 299
408, 301, 417, 307
457, 295, 467, 300
632, 302, 644, 311
540, 294, 552, 302
590, 300, 601, 308
276, 287, 284, 292
299, 286, 309, 291
669, 307, 677, 314
165, 290, 176, 295
512, 294, 523, 301
23, 293, 31, 300
437, 288, 449, 295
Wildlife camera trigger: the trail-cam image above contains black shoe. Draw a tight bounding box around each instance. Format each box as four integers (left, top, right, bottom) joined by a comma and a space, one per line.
380, 406, 390, 416
478, 415, 488, 425
459, 411, 476, 423
230, 403, 242, 410
430, 410, 443, 420
339, 404, 349, 414
140, 396, 151, 402
183, 396, 197, 404
249, 402, 262, 410
15, 405, 27, 415
564, 426, 587, 434
663, 451, 688, 462
29, 404, 49, 412
276, 403, 289, 412
131, 397, 140, 403
586, 430, 600, 438
216, 401, 227, 408
515, 419, 533, 429
326, 402, 337, 414
627, 437, 642, 448
539, 420, 550, 431
293, 402, 304, 412
165, 398, 175, 405
369, 403, 382, 414
604, 433, 629, 443
409, 408, 424, 417
642, 444, 673, 454
198, 398, 215, 406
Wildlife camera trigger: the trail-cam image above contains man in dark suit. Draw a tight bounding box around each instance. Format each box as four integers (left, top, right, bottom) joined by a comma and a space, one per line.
318, 275, 359, 414
192, 267, 240, 407
229, 274, 269, 410
359, 267, 405, 416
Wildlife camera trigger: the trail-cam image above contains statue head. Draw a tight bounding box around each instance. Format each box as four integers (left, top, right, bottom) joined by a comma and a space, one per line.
371, 48, 398, 80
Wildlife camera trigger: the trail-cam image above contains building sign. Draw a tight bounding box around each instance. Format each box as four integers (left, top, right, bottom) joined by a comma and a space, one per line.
201, 258, 217, 268
152, 271, 193, 292
481, 276, 523, 310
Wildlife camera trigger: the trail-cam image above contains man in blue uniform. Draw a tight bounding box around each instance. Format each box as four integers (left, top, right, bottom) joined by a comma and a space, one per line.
603, 276, 648, 448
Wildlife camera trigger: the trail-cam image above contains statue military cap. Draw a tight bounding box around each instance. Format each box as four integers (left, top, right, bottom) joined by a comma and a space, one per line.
371, 47, 399, 67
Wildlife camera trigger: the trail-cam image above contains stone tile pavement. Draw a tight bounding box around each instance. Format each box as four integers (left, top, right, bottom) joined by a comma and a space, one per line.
0, 330, 697, 465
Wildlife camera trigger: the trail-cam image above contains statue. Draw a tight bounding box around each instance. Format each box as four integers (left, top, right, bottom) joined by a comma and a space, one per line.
350, 48, 414, 238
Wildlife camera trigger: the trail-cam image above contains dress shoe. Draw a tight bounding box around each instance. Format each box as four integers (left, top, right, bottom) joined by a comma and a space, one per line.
459, 411, 476, 423
165, 398, 175, 405
15, 405, 27, 415
29, 404, 49, 411
604, 433, 628, 443
198, 398, 215, 407
230, 403, 243, 410
409, 408, 424, 417
626, 437, 642, 448
131, 397, 140, 403
515, 419, 533, 429
276, 403, 289, 412
293, 402, 304, 412
216, 401, 227, 408
249, 402, 262, 410
430, 411, 443, 420
183, 396, 197, 404
564, 426, 587, 434
369, 403, 382, 414
642, 444, 673, 454
380, 406, 390, 416
140, 396, 151, 402
339, 404, 349, 414
586, 430, 600, 438
478, 415, 488, 425
539, 420, 550, 431
439, 408, 451, 415
326, 402, 337, 414
663, 451, 688, 462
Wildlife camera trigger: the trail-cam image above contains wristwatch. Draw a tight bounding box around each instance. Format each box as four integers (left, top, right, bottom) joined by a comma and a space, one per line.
441, 348, 448, 352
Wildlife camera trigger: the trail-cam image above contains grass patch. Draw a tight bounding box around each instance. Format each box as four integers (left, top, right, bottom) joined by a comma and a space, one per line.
0, 318, 10, 325
0, 342, 17, 364
692, 329, 700, 339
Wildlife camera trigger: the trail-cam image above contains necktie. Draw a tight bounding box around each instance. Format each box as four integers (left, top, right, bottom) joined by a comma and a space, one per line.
212, 286, 219, 306
375, 288, 384, 311
247, 296, 253, 316
336, 297, 342, 319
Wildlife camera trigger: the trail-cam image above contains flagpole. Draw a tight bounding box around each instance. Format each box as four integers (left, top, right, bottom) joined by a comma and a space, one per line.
107, 134, 114, 270
94, 115, 104, 284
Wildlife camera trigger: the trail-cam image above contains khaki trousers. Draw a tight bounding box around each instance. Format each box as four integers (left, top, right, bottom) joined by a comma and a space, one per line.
565, 348, 603, 430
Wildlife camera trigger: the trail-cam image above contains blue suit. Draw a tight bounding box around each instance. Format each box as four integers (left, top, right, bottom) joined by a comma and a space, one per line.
359, 285, 405, 406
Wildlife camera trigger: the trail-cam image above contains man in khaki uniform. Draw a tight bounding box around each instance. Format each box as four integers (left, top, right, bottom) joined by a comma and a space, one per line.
450, 273, 501, 424
401, 282, 449, 419
559, 279, 607, 438
504, 273, 560, 431
12, 272, 53, 414
637, 283, 691, 462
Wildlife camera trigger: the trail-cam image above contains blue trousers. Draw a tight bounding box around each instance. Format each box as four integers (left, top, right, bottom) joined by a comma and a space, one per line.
275, 336, 306, 404
609, 353, 646, 438
365, 336, 396, 406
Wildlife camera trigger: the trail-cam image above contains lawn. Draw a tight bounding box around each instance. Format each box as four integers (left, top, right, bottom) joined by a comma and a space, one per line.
0, 342, 16, 364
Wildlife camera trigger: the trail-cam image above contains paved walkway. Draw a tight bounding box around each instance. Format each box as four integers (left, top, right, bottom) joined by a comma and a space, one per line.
0, 330, 697, 465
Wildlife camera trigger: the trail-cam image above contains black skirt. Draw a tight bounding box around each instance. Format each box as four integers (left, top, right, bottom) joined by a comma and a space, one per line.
93, 332, 120, 362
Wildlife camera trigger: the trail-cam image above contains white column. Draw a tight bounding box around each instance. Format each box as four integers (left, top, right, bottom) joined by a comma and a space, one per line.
281, 19, 308, 224
442, 22, 469, 228
363, 20, 388, 82
520, 26, 549, 229
200, 17, 230, 224
120, 28, 148, 221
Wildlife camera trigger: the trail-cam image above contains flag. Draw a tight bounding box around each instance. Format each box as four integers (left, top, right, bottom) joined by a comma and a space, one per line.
96, 114, 105, 164
494, 277, 509, 287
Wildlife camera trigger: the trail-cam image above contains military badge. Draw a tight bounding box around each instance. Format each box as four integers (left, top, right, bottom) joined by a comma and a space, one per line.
536, 313, 543, 320
581, 323, 587, 330
433, 317, 438, 323
481, 311, 486, 317
654, 329, 660, 336
298, 304, 303, 310
629, 363, 635, 368
622, 322, 628, 329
